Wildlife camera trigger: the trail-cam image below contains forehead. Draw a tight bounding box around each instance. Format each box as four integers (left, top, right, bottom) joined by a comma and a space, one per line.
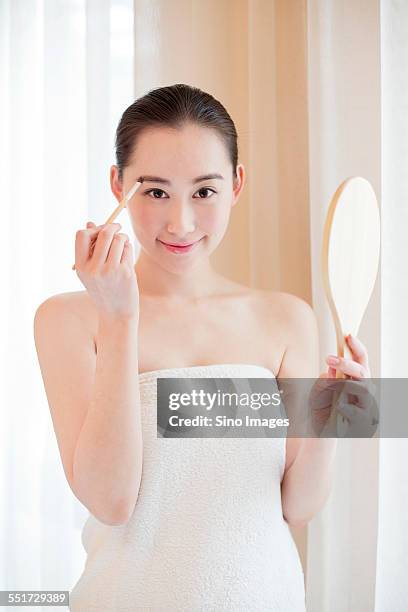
128, 123, 230, 173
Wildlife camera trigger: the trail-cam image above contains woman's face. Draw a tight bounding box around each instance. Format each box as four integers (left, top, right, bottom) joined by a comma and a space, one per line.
110, 122, 245, 273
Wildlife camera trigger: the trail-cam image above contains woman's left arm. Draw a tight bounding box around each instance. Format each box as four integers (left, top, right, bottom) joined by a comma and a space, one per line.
276, 295, 370, 527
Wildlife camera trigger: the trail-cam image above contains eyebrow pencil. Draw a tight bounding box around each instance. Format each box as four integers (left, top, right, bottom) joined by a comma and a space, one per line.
72, 179, 143, 270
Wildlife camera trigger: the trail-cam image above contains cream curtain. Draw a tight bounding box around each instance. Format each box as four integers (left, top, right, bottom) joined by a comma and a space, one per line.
0, 0, 133, 594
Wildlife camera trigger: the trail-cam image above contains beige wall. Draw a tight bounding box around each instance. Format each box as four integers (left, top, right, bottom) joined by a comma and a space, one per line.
134, 0, 312, 302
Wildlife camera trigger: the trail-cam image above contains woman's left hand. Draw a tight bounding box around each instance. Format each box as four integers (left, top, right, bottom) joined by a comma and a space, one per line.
309, 335, 379, 437
325, 333, 371, 379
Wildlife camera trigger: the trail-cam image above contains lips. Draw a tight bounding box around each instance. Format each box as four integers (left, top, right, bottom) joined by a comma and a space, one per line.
158, 237, 203, 254
161, 241, 195, 247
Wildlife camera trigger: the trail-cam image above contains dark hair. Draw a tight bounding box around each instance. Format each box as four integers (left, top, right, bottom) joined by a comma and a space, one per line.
115, 83, 238, 182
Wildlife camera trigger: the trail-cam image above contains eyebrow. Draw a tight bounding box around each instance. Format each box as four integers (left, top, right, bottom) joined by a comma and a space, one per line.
138, 173, 224, 185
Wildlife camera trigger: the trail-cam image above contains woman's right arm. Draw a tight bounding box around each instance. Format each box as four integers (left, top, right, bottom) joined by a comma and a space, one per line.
34, 221, 142, 526
73, 311, 142, 525
34, 298, 143, 526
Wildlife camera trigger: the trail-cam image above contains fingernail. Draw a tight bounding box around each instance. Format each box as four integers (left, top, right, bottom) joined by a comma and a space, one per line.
327, 356, 340, 365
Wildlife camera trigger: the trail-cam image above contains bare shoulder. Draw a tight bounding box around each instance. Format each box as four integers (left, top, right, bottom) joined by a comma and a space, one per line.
216, 280, 316, 338
36, 289, 93, 318
259, 290, 317, 333
35, 290, 97, 348
200, 277, 317, 345
253, 290, 318, 373
262, 289, 314, 313
33, 290, 99, 492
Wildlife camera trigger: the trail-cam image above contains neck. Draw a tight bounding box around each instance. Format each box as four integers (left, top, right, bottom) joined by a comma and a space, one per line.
134, 249, 221, 302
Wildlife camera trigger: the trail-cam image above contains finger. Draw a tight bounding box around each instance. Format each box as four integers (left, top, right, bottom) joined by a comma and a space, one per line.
339, 378, 376, 396
91, 223, 122, 266
88, 225, 108, 253
75, 228, 100, 269
336, 400, 377, 431
75, 224, 107, 268
310, 375, 346, 410
346, 334, 370, 372
83, 224, 106, 244
336, 402, 358, 421
336, 400, 368, 422
326, 355, 368, 379
339, 381, 365, 396
106, 233, 128, 266
318, 365, 337, 380
343, 387, 372, 412
121, 240, 134, 266
331, 379, 375, 413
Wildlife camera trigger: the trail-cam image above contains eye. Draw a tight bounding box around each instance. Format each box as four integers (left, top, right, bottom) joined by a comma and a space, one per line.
142, 187, 217, 200
143, 188, 168, 199
194, 187, 216, 199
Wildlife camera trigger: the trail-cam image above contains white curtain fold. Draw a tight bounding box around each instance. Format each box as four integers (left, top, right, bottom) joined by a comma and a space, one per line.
375, 1, 408, 609
0, 0, 133, 593
306, 1, 381, 610
307, 1, 408, 610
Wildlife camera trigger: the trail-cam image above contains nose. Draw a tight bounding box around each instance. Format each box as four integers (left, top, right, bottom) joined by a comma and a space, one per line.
167, 200, 196, 236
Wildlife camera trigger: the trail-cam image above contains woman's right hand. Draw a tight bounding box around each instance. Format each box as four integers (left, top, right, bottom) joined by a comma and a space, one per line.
74, 221, 139, 321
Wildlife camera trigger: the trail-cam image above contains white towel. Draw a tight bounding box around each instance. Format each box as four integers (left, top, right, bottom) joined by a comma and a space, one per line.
69, 364, 306, 611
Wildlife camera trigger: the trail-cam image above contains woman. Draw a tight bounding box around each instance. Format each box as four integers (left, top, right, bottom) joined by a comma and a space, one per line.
34, 84, 371, 611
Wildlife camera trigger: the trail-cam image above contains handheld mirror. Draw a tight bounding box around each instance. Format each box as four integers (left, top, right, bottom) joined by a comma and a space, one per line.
321, 176, 381, 436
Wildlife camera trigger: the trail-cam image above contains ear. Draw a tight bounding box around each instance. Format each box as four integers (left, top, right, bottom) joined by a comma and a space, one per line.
231, 163, 245, 207
110, 165, 123, 203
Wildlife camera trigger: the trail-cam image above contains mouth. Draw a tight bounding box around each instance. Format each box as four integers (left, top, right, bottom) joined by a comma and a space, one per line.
157, 237, 204, 254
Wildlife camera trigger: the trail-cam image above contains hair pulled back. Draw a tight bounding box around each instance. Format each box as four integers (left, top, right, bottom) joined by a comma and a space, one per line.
115, 83, 238, 182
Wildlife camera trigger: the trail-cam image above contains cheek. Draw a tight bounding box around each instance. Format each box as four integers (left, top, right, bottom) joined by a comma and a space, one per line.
129, 206, 161, 241
197, 206, 229, 233
136, 206, 155, 226
211, 208, 231, 237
